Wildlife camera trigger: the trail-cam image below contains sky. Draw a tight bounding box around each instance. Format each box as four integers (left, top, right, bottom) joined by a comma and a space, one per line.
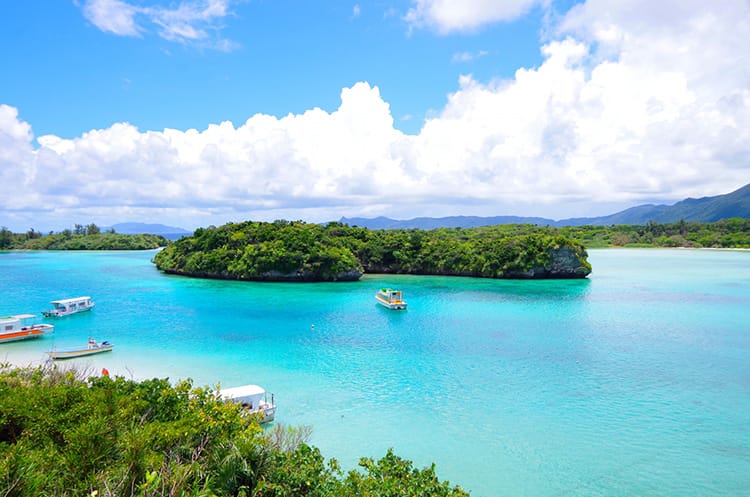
1, 0, 749, 232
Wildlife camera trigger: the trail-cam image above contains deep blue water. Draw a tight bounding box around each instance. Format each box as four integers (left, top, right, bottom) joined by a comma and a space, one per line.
1, 248, 749, 496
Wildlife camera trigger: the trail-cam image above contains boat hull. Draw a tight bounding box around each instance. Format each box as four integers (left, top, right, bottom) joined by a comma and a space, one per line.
47, 345, 113, 360
42, 305, 95, 318
0, 325, 53, 344
375, 296, 407, 310
257, 402, 276, 423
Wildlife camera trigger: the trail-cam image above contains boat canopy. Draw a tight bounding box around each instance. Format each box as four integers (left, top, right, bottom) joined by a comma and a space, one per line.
221, 384, 266, 398
221, 384, 267, 405
51, 297, 92, 306
7, 314, 36, 320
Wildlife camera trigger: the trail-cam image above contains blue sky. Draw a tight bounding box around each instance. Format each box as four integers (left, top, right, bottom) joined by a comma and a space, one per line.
1, 0, 749, 231
2, 1, 551, 138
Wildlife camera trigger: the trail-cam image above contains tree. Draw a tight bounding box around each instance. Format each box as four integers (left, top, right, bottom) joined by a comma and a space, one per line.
0, 227, 12, 249
678, 218, 687, 236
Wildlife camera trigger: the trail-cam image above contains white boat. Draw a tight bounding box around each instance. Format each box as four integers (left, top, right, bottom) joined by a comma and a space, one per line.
47, 338, 113, 360
220, 384, 277, 423
42, 296, 95, 317
0, 314, 54, 344
375, 288, 407, 310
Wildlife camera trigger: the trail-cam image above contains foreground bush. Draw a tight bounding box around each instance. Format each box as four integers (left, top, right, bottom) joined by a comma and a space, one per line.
0, 365, 468, 497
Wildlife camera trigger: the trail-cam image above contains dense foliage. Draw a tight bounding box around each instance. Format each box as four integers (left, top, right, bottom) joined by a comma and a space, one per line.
351, 224, 589, 277
153, 220, 364, 281
0, 365, 467, 497
0, 225, 169, 250
153, 220, 592, 281
556, 218, 750, 248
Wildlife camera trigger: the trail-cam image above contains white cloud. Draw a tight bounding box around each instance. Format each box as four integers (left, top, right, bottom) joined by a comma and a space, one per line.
451, 50, 489, 63
82, 0, 141, 36
3, 0, 750, 230
2, 84, 410, 229
0, 105, 36, 205
405, 0, 543, 33
81, 0, 236, 49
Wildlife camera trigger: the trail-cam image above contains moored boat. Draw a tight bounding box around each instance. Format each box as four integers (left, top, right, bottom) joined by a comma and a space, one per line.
0, 314, 54, 343
47, 338, 113, 360
220, 384, 277, 423
375, 288, 407, 310
42, 296, 95, 317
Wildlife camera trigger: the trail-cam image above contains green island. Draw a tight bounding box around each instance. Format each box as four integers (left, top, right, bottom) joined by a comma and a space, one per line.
0, 364, 467, 497
153, 220, 592, 281
152, 218, 750, 282
0, 225, 169, 250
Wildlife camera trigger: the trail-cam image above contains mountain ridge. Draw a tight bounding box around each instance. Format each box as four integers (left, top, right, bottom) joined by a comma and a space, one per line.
104, 222, 192, 239
341, 183, 750, 229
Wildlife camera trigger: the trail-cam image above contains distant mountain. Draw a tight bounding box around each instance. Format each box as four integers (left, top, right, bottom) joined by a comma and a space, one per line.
568, 182, 750, 225
340, 215, 558, 229
340, 183, 750, 229
106, 223, 191, 239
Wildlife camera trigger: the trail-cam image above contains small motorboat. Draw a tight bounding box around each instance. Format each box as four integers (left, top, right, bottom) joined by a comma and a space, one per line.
375, 288, 407, 310
47, 338, 113, 360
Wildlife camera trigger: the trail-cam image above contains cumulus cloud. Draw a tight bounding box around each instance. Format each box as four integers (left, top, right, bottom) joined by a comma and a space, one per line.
405, 0, 543, 33
0, 105, 36, 204
81, 0, 236, 49
1, 84, 412, 228
3, 0, 750, 230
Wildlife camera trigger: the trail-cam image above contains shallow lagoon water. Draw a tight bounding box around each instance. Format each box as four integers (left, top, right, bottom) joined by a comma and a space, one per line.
1, 248, 749, 496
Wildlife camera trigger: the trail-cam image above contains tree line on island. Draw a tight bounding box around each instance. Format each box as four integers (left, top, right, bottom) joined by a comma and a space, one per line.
557, 217, 750, 248
153, 220, 593, 281
0, 224, 169, 250
0, 364, 468, 497
3, 217, 748, 275
151, 217, 750, 282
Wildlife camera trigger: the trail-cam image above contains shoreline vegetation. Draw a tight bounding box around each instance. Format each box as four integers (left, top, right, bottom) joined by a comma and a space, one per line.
153, 220, 592, 281
0, 364, 469, 497
2, 218, 748, 279
556, 217, 750, 249
0, 224, 169, 251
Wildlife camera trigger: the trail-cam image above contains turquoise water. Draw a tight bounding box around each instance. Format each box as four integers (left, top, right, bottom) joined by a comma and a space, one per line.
1, 248, 749, 496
